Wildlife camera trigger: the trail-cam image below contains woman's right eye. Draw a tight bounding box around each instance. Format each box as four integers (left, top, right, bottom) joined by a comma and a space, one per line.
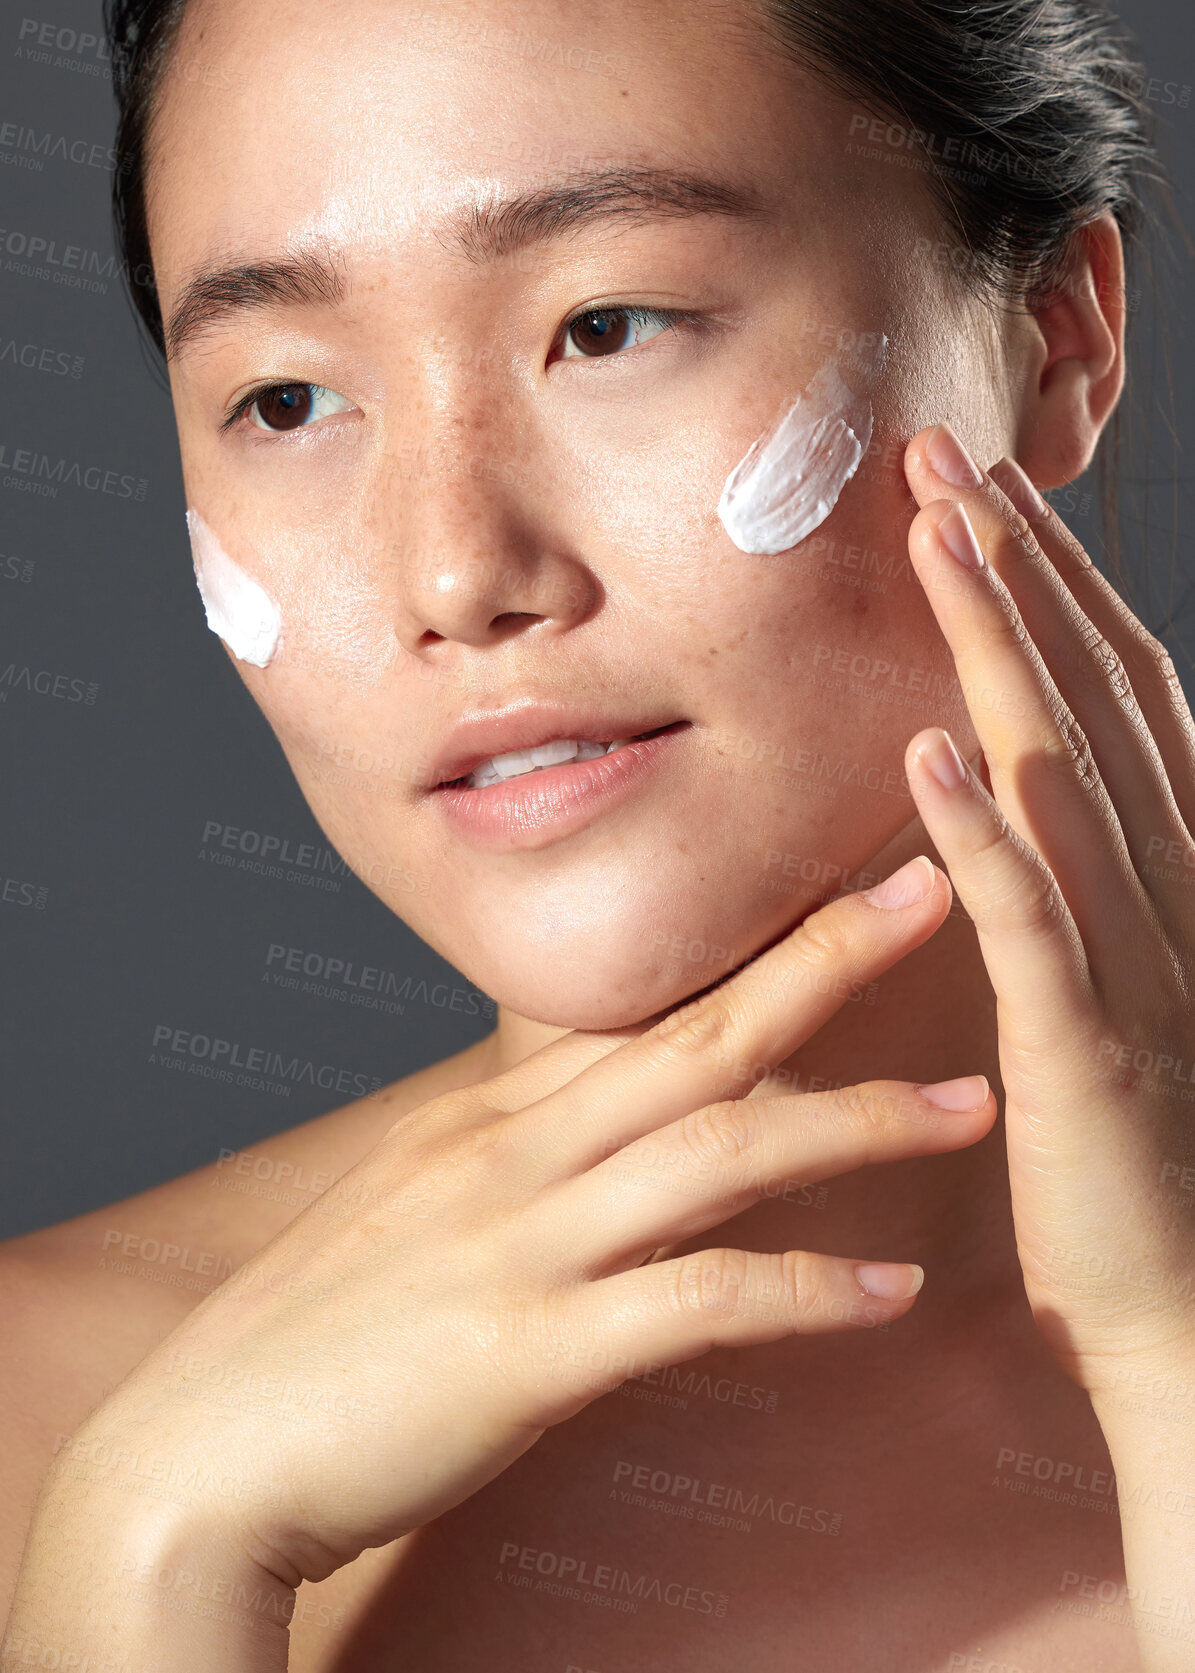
238, 382, 354, 433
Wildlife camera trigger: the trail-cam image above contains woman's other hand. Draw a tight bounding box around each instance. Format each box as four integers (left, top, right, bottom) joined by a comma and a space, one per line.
902, 421, 1195, 1397
62, 851, 993, 1592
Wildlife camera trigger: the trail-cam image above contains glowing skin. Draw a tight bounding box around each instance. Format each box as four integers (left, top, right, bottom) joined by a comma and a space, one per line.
717, 339, 888, 555
152, 0, 1035, 1031
186, 508, 282, 667
105, 3, 1130, 1659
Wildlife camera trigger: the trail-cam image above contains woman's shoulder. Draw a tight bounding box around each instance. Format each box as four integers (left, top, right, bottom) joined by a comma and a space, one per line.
0, 1032, 493, 1628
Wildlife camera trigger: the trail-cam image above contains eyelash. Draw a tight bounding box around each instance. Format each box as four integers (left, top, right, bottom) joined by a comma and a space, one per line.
558, 303, 701, 353
219, 305, 704, 434
220, 382, 309, 434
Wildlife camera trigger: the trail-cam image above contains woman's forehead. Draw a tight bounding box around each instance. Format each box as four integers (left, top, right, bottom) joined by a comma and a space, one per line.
145, 0, 855, 272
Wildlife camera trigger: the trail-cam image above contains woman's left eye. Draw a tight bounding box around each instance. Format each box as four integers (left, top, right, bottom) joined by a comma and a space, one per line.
230, 383, 354, 433
560, 307, 678, 359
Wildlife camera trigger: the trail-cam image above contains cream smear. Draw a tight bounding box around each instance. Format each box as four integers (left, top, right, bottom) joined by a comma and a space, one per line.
186, 509, 282, 668
717, 337, 888, 555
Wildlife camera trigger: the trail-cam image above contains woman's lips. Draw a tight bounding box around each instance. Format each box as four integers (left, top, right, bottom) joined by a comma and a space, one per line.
430, 722, 689, 849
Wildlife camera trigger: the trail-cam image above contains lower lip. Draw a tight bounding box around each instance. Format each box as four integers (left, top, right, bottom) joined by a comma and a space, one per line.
430, 725, 688, 849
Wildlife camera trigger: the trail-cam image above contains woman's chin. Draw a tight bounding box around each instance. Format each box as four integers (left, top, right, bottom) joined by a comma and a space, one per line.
477, 964, 736, 1034
452, 894, 797, 1031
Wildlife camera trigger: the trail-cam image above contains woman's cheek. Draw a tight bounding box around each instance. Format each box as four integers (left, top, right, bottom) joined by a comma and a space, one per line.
185, 500, 401, 690
187, 508, 283, 668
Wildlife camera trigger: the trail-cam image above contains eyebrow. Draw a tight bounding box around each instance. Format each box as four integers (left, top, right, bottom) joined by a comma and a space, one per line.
163, 166, 764, 360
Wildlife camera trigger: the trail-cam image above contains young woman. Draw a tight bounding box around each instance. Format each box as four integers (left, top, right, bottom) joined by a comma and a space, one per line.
3, 0, 1193, 1667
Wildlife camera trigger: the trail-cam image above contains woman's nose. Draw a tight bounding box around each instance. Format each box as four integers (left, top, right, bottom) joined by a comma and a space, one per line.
379, 421, 597, 653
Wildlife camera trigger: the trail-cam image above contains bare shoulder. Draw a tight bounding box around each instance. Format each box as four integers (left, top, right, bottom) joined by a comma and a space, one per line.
0, 1033, 493, 1629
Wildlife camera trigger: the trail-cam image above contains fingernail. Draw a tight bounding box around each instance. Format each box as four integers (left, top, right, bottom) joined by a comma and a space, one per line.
991, 457, 1048, 522
920, 729, 968, 791
937, 503, 986, 571
860, 854, 935, 910
916, 1074, 990, 1111
855, 1262, 924, 1299
926, 423, 984, 488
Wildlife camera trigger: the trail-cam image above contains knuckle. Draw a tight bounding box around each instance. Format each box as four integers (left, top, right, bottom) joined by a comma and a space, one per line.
1009, 872, 1067, 937
1039, 708, 1098, 788
650, 993, 734, 1059
953, 805, 1012, 878
671, 1247, 753, 1317
677, 1098, 760, 1171
1135, 630, 1183, 698
834, 1081, 900, 1137
980, 601, 1035, 657
953, 817, 1063, 938
444, 1114, 522, 1178
776, 1249, 825, 1319
789, 909, 852, 973
394, 1086, 490, 1141
992, 511, 1041, 570
1073, 621, 1134, 705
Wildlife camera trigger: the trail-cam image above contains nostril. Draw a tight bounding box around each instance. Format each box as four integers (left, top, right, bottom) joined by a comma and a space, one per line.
488, 612, 546, 642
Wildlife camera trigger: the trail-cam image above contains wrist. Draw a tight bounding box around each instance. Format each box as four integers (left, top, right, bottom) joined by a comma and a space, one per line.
5, 1425, 294, 1673
1088, 1356, 1195, 1450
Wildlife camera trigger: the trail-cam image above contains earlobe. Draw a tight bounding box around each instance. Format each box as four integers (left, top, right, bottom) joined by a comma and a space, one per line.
1014, 212, 1127, 490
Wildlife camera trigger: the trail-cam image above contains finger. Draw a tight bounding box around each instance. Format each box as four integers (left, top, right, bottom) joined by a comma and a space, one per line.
989, 458, 1195, 875
981, 449, 1194, 888
903, 480, 1146, 962
505, 854, 953, 1177
905, 725, 1099, 1064
449, 1027, 647, 1122
906, 425, 1188, 917
540, 1076, 994, 1272
553, 1246, 924, 1405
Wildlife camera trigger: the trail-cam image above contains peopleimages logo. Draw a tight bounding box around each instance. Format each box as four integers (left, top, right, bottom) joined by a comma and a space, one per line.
15, 19, 117, 63
0, 119, 119, 170
0, 225, 143, 296
149, 1024, 383, 1101
0, 662, 98, 704
610, 1460, 842, 1535
496, 1541, 728, 1617
0, 440, 145, 499
0, 336, 82, 376
199, 819, 428, 897
264, 943, 495, 1019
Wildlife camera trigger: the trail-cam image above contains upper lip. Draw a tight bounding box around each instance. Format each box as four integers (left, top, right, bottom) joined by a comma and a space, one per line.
425, 704, 683, 788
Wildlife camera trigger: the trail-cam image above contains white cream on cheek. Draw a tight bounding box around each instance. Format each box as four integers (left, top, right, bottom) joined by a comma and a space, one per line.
717, 338, 888, 556
186, 508, 282, 668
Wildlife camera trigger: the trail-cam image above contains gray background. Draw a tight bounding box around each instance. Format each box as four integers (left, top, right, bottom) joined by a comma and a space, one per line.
1, 1, 1192, 1237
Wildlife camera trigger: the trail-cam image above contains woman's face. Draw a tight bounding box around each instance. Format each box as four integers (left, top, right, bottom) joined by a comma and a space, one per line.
149, 0, 1028, 1027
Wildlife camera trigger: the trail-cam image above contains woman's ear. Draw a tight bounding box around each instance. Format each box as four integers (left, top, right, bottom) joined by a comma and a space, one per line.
1013, 210, 1127, 490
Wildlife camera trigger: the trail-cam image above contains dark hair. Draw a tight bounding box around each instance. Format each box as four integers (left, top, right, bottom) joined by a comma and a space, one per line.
762, 0, 1160, 307
105, 0, 1161, 349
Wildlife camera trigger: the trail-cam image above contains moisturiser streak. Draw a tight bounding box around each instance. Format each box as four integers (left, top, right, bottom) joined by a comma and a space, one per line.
717, 338, 887, 556
186, 509, 282, 668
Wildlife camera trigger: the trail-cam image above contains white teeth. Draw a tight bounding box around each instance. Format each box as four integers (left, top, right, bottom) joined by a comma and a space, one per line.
464, 735, 640, 788
492, 747, 541, 779
530, 738, 581, 769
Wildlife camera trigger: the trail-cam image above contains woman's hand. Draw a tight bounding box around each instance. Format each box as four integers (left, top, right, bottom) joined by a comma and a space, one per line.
55, 862, 994, 1597
901, 422, 1195, 1392
900, 423, 1195, 1670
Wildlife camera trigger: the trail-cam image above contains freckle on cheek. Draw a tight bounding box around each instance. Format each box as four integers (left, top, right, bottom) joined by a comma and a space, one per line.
716, 336, 888, 556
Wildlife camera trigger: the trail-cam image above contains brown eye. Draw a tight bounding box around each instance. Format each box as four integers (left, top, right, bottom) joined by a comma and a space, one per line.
243, 383, 354, 433
566, 311, 633, 357
561, 308, 673, 360
251, 385, 314, 430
